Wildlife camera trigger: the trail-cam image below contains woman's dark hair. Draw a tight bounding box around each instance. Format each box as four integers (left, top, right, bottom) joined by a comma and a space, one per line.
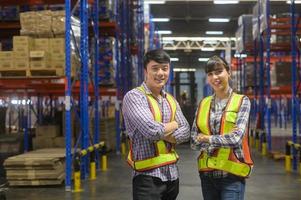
143, 49, 170, 69
205, 55, 230, 74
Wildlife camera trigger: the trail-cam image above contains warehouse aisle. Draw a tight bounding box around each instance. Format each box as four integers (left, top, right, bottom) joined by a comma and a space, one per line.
6, 144, 301, 200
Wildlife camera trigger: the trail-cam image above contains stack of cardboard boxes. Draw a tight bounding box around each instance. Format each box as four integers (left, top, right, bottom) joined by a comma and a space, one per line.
33, 125, 73, 149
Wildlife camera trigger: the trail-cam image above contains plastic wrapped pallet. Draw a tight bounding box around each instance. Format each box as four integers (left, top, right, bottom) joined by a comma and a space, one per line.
236, 15, 253, 53
20, 11, 37, 36
51, 10, 65, 36
36, 10, 53, 37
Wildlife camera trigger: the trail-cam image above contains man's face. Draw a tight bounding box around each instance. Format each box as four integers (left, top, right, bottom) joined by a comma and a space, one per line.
144, 60, 170, 92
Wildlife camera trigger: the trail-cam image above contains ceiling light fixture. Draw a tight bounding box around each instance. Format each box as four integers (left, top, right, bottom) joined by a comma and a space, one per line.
206, 31, 224, 35
151, 18, 170, 22
209, 18, 230, 22
173, 68, 196, 72
161, 40, 174, 44
170, 58, 179, 62
286, 0, 301, 4
201, 47, 215, 52
162, 37, 236, 41
203, 40, 218, 44
155, 30, 172, 34
144, 0, 166, 4
214, 0, 239, 4
234, 53, 247, 58
198, 58, 209, 62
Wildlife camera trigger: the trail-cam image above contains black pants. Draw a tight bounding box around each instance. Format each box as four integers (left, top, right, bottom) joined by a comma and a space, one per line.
133, 175, 179, 200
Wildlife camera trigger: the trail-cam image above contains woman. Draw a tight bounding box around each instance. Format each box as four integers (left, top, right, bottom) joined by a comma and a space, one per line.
191, 56, 253, 200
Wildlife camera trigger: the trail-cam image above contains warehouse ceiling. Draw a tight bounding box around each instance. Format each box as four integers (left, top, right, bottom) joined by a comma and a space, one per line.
148, 0, 301, 69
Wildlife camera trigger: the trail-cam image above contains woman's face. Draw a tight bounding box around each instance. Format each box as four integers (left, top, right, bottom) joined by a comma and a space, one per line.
206, 64, 230, 93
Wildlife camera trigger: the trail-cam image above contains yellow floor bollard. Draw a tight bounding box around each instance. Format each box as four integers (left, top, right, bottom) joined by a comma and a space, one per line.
285, 155, 291, 172
121, 143, 126, 156
285, 142, 291, 172
101, 155, 107, 171
261, 142, 267, 156
255, 139, 260, 151
250, 136, 254, 148
90, 162, 96, 180
73, 171, 82, 192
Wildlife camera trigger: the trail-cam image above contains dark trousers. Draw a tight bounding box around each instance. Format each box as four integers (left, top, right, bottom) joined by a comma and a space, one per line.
200, 174, 246, 200
133, 175, 179, 200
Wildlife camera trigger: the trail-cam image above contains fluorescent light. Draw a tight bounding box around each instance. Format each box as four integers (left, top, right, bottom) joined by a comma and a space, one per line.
155, 30, 172, 34
234, 53, 247, 58
151, 18, 170, 22
170, 58, 179, 62
173, 68, 196, 72
286, 0, 301, 3
198, 58, 209, 62
162, 37, 236, 41
161, 40, 174, 44
214, 0, 239, 4
144, 0, 165, 4
209, 18, 230, 23
206, 31, 223, 35
201, 47, 215, 52
203, 40, 218, 44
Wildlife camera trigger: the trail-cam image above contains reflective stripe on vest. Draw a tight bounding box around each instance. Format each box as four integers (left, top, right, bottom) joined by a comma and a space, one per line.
127, 86, 179, 171
196, 93, 253, 177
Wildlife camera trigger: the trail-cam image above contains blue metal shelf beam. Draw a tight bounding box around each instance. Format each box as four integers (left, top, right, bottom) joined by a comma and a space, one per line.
92, 0, 100, 168
64, 0, 72, 191
265, 0, 272, 151
115, 0, 121, 154
290, 0, 298, 170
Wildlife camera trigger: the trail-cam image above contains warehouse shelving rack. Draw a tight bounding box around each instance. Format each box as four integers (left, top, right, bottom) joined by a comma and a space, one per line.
0, 0, 119, 191
251, 0, 301, 169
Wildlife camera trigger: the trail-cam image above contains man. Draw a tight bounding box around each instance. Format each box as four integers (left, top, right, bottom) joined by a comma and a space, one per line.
122, 49, 190, 200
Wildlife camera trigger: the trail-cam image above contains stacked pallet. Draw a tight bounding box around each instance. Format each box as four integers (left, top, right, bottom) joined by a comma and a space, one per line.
3, 148, 66, 186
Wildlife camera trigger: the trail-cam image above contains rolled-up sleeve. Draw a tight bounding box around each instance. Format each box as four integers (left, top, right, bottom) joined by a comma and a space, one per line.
190, 111, 210, 151
172, 102, 190, 144
122, 90, 165, 141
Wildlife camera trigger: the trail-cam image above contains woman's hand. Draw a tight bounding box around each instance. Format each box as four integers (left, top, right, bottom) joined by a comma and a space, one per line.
196, 134, 210, 143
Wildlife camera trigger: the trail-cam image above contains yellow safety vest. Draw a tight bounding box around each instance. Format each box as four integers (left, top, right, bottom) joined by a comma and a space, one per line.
196, 93, 253, 177
127, 86, 179, 171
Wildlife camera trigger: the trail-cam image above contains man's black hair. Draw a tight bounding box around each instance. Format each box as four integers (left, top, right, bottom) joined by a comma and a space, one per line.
205, 55, 230, 74
143, 49, 170, 69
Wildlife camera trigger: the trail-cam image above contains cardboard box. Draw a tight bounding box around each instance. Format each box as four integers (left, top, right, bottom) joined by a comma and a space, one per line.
52, 11, 65, 34
0, 51, 13, 59
30, 51, 51, 68
51, 60, 65, 69
13, 50, 29, 58
13, 58, 29, 68
34, 38, 50, 52
36, 10, 52, 35
51, 53, 65, 61
13, 36, 33, 46
49, 38, 65, 55
36, 125, 60, 138
0, 60, 13, 68
32, 137, 54, 149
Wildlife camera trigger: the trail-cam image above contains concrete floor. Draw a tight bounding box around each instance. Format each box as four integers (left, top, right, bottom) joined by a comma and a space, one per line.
6, 144, 301, 200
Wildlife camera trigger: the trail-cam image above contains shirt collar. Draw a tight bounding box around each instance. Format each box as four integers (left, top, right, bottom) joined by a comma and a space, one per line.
213, 87, 233, 101
141, 82, 167, 98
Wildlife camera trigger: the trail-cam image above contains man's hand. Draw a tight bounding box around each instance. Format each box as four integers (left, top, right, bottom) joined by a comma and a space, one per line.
163, 134, 176, 144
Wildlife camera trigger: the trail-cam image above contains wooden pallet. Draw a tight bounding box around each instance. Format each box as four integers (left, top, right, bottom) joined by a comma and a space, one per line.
268, 151, 285, 160
29, 68, 64, 77
8, 173, 65, 186
0, 68, 29, 77
0, 68, 65, 77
